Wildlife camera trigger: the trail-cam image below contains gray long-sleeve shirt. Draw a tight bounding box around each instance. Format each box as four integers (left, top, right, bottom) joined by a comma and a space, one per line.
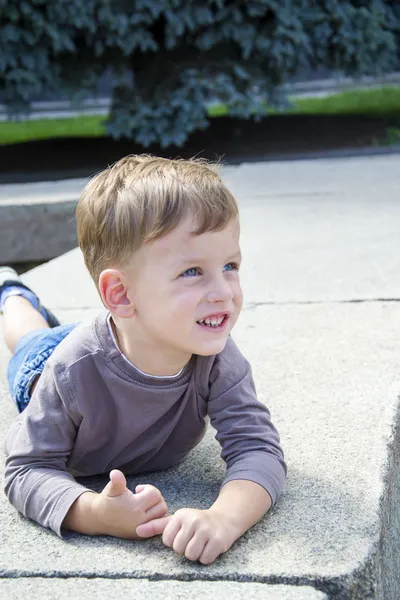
4, 311, 286, 537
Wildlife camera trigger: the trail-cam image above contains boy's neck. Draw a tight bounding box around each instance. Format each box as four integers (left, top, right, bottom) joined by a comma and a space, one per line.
109, 315, 191, 378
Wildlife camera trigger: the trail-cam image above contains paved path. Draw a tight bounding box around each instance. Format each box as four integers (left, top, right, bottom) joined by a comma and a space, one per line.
1, 155, 400, 599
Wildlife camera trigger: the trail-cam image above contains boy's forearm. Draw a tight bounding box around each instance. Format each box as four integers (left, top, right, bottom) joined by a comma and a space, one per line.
209, 480, 272, 539
62, 491, 100, 535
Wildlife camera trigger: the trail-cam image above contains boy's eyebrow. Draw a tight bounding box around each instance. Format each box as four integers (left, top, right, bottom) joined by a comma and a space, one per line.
176, 250, 242, 265
229, 251, 242, 261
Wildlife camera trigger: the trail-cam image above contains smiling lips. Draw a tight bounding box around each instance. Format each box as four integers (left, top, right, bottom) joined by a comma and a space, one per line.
197, 313, 229, 328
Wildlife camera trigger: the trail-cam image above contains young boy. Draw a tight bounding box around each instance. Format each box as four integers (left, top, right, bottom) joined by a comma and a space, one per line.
2, 155, 286, 565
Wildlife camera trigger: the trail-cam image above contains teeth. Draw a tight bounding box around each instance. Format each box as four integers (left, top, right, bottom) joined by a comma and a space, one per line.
198, 315, 225, 327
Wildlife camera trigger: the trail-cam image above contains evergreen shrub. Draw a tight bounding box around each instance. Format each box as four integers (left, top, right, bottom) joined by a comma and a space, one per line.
0, 0, 399, 146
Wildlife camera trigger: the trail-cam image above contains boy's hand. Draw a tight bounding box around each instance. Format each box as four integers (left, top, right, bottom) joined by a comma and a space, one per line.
136, 508, 238, 564
63, 469, 168, 538
136, 481, 272, 564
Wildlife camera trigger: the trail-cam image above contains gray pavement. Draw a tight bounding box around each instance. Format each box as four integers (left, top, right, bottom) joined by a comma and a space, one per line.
1, 154, 400, 599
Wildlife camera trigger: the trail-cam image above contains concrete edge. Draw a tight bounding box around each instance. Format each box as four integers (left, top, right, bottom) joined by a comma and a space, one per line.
0, 578, 329, 599
0, 561, 379, 599
376, 387, 400, 599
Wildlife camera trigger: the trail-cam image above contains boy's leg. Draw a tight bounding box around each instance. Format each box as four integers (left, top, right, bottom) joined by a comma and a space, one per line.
0, 267, 76, 410
2, 295, 49, 354
0, 266, 60, 355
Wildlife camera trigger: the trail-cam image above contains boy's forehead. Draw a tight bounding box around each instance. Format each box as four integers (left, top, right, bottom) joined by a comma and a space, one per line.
131, 224, 240, 275
152, 218, 240, 255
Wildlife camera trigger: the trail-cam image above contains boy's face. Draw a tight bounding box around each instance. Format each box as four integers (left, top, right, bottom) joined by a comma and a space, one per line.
124, 215, 243, 363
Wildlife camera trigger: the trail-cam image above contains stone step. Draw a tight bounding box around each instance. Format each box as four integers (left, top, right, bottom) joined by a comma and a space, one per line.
1, 154, 400, 598
0, 178, 85, 263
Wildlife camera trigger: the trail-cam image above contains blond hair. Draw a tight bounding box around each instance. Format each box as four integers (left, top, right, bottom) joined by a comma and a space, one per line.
76, 154, 239, 288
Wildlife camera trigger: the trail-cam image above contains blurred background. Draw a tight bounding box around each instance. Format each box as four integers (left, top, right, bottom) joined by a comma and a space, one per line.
0, 0, 399, 269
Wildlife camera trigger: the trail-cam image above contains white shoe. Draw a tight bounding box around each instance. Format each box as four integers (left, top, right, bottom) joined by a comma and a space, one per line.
0, 266, 60, 327
0, 266, 22, 288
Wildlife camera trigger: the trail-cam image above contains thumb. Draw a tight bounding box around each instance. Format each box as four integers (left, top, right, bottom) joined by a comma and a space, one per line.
102, 469, 128, 498
136, 516, 172, 538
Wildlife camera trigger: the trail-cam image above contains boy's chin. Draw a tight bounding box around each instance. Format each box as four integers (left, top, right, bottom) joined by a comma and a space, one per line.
192, 338, 229, 356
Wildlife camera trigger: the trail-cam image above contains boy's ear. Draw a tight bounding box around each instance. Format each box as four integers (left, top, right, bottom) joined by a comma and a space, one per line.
98, 269, 135, 318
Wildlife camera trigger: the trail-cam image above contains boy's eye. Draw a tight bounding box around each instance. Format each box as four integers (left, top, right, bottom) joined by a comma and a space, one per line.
223, 262, 239, 272
181, 263, 239, 278
181, 267, 201, 278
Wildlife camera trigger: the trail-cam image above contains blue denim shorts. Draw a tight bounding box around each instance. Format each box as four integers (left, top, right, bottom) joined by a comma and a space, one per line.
7, 323, 77, 413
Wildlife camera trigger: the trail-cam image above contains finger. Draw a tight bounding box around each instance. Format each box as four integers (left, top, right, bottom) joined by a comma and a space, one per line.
172, 524, 195, 556
184, 532, 208, 562
135, 485, 163, 509
199, 540, 220, 565
136, 516, 172, 538
102, 469, 127, 498
144, 499, 168, 521
162, 516, 184, 548
135, 483, 160, 494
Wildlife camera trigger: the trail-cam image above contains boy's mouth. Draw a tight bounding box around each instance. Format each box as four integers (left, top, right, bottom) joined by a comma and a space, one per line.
196, 313, 229, 329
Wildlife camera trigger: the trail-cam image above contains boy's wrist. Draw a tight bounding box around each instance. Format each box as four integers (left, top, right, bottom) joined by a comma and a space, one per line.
208, 480, 272, 540
206, 506, 242, 542
62, 491, 101, 536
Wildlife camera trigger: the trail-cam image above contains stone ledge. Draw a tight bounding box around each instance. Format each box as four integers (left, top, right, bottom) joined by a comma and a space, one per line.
0, 580, 328, 600
0, 178, 85, 263
0, 200, 77, 263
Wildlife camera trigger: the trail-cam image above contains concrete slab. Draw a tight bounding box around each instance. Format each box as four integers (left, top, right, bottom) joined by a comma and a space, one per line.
1, 301, 399, 599
0, 579, 328, 600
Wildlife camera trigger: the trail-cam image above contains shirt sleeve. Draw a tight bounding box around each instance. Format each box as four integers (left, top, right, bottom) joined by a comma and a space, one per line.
207, 337, 286, 505
4, 358, 89, 538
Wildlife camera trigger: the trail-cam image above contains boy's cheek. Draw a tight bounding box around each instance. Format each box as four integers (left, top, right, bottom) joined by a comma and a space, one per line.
235, 288, 244, 312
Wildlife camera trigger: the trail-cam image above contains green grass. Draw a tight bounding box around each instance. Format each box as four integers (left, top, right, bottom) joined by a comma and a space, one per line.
289, 86, 400, 116
209, 86, 400, 117
0, 115, 106, 145
1, 86, 399, 146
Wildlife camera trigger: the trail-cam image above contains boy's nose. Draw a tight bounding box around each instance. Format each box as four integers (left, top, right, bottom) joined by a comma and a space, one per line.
206, 278, 234, 303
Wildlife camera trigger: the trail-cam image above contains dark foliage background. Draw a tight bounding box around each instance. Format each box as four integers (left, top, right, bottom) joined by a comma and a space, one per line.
0, 0, 399, 146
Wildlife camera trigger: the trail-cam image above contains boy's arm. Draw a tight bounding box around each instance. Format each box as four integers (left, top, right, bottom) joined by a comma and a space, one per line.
4, 361, 90, 537
208, 479, 272, 538
137, 338, 285, 562
208, 337, 286, 506
5, 361, 169, 539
